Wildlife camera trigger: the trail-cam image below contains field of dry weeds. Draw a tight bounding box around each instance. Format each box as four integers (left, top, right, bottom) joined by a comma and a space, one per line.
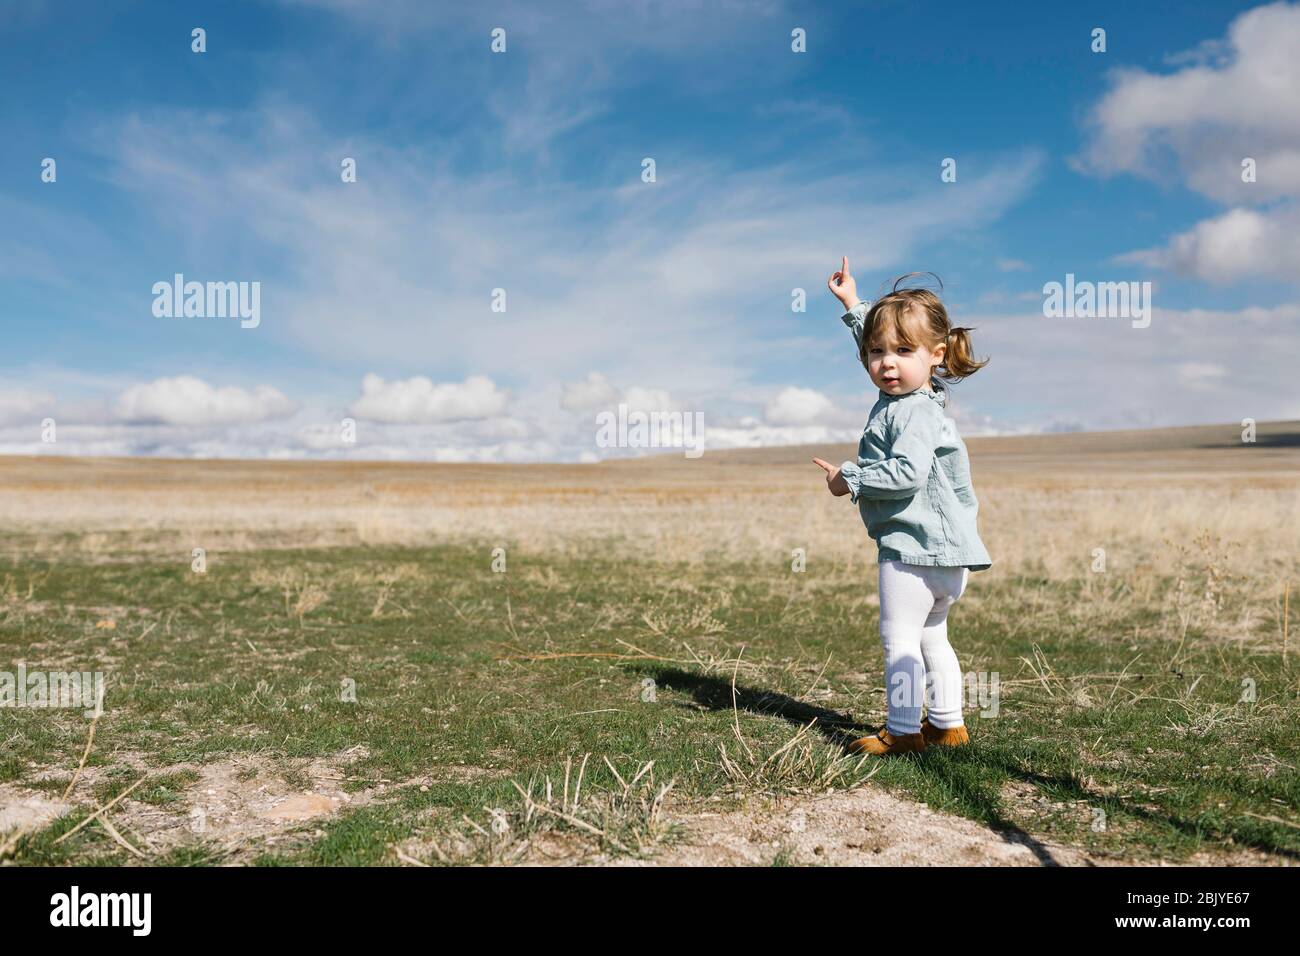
1, 419, 1296, 866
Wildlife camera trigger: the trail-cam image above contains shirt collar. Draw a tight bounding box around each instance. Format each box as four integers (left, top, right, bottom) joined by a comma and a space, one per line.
879, 377, 947, 407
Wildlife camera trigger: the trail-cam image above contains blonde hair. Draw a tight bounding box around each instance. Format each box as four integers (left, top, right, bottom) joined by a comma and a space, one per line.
859, 273, 988, 382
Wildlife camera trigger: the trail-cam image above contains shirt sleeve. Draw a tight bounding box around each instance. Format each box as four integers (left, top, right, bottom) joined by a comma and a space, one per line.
839, 300, 871, 352
839, 399, 939, 502
838, 459, 866, 502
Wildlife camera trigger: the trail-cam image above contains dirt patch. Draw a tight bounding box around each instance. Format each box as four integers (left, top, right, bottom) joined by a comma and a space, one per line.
499, 780, 1295, 868
587, 782, 1292, 868
604, 784, 1106, 867
0, 785, 73, 842
169, 752, 364, 851
8, 745, 392, 862
386, 780, 1110, 868
9, 747, 1290, 866
257, 793, 341, 822
6, 746, 531, 863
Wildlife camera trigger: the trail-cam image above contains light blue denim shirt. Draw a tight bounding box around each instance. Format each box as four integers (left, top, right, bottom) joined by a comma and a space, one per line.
837, 300, 993, 572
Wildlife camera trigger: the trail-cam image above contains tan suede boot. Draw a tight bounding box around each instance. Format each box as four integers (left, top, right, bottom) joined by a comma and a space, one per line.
847, 726, 926, 756
920, 718, 970, 747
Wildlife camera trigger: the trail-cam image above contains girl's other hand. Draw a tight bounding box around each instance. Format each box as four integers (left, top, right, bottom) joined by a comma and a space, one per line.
827, 256, 859, 310
812, 457, 851, 496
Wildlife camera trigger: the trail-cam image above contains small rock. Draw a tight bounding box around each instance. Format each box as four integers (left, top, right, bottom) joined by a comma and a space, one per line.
257, 793, 339, 822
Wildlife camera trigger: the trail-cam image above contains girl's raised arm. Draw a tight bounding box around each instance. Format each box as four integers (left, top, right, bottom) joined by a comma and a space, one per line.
828, 256, 859, 311
828, 256, 870, 350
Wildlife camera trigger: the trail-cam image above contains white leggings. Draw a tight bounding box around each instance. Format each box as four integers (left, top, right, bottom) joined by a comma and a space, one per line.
877, 559, 970, 736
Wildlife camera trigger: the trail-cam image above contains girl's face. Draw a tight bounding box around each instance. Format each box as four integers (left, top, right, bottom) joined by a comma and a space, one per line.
867, 316, 945, 395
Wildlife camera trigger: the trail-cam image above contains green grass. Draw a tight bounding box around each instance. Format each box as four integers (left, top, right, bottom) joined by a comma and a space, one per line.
1, 538, 1296, 865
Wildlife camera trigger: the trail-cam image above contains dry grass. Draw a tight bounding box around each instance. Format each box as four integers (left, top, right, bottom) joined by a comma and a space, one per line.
2, 424, 1295, 677
2, 419, 1297, 866
398, 755, 677, 865
1, 420, 1295, 597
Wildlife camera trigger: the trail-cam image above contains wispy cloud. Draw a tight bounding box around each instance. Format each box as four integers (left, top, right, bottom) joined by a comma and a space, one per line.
4, 1, 1294, 462
83, 105, 1045, 403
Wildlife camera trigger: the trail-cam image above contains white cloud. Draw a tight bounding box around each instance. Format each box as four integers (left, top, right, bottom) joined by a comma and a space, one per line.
1076, 2, 1300, 203
348, 373, 509, 423
115, 376, 297, 426
1116, 205, 1300, 283
559, 373, 688, 415
296, 422, 349, 451
943, 301, 1300, 431
1077, 2, 1300, 284
702, 423, 861, 450
560, 372, 621, 412
763, 386, 836, 425
0, 388, 55, 427
567, 381, 872, 457
1176, 362, 1229, 389
621, 386, 682, 413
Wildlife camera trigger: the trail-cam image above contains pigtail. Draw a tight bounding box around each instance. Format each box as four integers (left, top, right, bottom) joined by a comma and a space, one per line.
938, 326, 989, 382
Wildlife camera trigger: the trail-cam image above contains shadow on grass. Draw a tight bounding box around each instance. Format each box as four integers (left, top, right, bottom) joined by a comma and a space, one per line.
626, 664, 1299, 865
971, 747, 1300, 863
629, 664, 1081, 865
636, 665, 871, 747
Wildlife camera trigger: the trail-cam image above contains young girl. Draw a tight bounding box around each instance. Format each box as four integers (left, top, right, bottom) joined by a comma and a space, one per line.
814, 260, 992, 756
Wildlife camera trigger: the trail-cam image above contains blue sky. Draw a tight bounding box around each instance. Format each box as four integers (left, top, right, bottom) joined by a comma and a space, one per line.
2, 0, 1298, 461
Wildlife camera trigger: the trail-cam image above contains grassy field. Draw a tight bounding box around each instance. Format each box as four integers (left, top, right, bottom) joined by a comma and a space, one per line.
1, 419, 1297, 866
